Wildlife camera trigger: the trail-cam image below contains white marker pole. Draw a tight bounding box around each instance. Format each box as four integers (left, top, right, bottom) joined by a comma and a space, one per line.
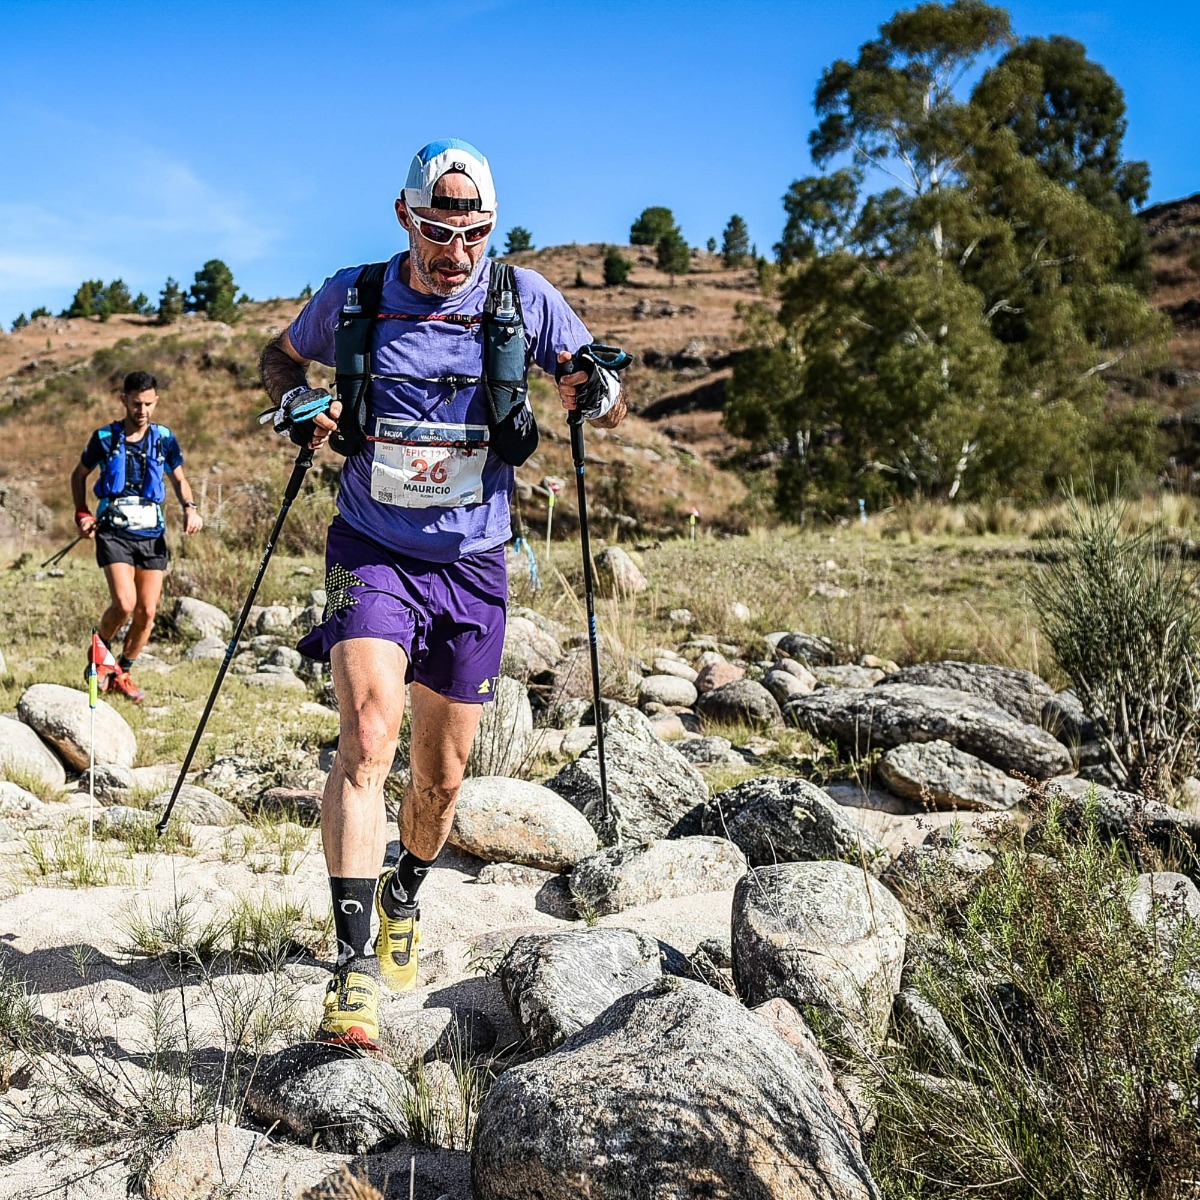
87, 662, 97, 852
546, 481, 561, 563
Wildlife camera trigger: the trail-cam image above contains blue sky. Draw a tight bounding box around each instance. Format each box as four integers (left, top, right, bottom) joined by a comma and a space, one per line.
1, 0, 1197, 326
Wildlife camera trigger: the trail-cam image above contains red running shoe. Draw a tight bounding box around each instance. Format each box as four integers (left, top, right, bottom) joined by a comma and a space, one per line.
108, 670, 144, 704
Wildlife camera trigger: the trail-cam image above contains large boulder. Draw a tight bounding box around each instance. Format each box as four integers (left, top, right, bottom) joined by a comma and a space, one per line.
775, 632, 840, 666
785, 684, 1071, 779
877, 740, 1026, 811
813, 665, 884, 689
502, 615, 562, 681
569, 836, 746, 915
694, 661, 745, 693
473, 976, 881, 1200
705, 776, 888, 871
468, 676, 533, 777
594, 546, 648, 597
451, 777, 599, 871
0, 714, 66, 789
17, 683, 136, 771
255, 605, 294, 635
150, 784, 241, 826
548, 717, 708, 845
732, 860, 908, 1046
1129, 872, 1200, 954
638, 674, 698, 709
172, 596, 232, 641
244, 1043, 411, 1154
84, 762, 136, 803
763, 668, 814, 706
0, 781, 44, 815
675, 734, 737, 767
697, 679, 782, 730
652, 656, 697, 683
878, 661, 1054, 726
498, 927, 662, 1052
183, 637, 227, 662
1040, 776, 1200, 857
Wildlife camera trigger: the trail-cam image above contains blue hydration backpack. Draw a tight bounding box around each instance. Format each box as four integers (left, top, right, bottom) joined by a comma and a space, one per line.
94, 422, 169, 504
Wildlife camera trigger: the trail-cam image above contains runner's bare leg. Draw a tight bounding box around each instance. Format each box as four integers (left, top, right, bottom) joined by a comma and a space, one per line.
98, 563, 137, 644
323, 638, 407, 877
402, 683, 484, 860
123, 567, 164, 661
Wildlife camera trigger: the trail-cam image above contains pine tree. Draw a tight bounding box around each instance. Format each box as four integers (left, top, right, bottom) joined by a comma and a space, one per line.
188, 260, 239, 324
99, 279, 133, 321
603, 246, 632, 286
64, 280, 104, 318
504, 226, 533, 254
157, 277, 185, 325
721, 215, 751, 267
630, 207, 676, 246
655, 228, 691, 283
10, 314, 27, 332
706, 237, 718, 254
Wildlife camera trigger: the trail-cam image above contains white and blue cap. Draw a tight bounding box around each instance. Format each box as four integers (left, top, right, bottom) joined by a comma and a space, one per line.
401, 139, 497, 214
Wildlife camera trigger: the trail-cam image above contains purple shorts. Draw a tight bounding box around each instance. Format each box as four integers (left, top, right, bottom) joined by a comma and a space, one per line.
297, 516, 507, 703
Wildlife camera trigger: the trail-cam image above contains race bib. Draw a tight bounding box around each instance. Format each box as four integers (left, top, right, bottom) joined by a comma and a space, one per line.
370, 419, 490, 509
111, 497, 161, 531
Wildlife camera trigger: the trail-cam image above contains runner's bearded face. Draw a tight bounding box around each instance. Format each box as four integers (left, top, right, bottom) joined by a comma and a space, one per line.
397, 174, 493, 298
122, 388, 158, 432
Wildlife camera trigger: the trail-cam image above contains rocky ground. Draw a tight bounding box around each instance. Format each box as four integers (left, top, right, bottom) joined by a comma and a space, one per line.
0, 532, 1191, 1200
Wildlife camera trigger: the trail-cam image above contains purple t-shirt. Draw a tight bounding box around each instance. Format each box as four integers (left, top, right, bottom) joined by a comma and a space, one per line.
288, 254, 590, 562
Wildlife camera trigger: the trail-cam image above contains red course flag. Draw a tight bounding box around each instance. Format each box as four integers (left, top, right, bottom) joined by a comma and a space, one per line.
90, 634, 117, 673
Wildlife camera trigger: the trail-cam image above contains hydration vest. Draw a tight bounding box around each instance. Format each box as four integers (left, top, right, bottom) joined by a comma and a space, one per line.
330, 259, 539, 466
93, 422, 169, 504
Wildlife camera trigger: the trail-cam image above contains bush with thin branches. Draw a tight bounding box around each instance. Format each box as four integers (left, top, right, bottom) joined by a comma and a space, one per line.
861, 791, 1200, 1199
1030, 495, 1200, 795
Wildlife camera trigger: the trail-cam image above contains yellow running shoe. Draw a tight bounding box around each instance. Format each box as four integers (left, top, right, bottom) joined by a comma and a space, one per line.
374, 871, 421, 992
314, 968, 382, 1052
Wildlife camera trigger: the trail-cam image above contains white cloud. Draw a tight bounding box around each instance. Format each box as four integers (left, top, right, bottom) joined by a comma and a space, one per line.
0, 106, 274, 321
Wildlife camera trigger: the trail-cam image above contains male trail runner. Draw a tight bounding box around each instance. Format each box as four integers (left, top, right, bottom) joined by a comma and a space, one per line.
259, 139, 626, 1049
71, 370, 204, 702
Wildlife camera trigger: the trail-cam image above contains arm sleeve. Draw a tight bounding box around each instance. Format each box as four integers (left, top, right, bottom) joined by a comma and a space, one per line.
80, 431, 104, 471
287, 267, 361, 367
162, 431, 184, 470
516, 268, 593, 376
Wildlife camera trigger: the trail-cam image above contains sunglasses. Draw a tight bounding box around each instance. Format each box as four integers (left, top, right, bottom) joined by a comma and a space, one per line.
413, 215, 495, 246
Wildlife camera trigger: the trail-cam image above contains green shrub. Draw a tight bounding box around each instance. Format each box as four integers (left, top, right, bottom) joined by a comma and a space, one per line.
865, 792, 1200, 1199
603, 246, 631, 286
1030, 494, 1200, 794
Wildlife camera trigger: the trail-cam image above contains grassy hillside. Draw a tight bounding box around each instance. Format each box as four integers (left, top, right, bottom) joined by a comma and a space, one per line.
0, 246, 763, 548
2, 200, 1199, 550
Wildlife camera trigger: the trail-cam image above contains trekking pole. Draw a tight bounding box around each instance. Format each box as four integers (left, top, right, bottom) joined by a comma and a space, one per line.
568, 412, 612, 838
156, 445, 316, 834
41, 535, 83, 569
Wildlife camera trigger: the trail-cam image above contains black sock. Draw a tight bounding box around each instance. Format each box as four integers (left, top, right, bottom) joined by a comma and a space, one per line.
382, 845, 435, 918
119, 655, 135, 671
330, 877, 378, 973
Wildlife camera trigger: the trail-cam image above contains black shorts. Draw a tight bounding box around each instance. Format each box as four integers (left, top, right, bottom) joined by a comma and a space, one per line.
95, 529, 169, 571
